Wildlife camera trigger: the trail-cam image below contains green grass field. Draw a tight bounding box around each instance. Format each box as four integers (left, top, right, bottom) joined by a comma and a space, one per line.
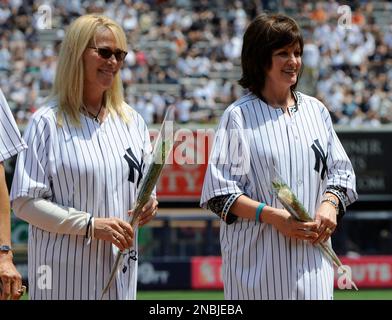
20, 289, 392, 300
137, 290, 392, 300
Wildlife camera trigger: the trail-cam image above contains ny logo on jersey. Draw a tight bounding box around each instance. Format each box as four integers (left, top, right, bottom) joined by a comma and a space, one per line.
311, 139, 328, 179
124, 148, 144, 187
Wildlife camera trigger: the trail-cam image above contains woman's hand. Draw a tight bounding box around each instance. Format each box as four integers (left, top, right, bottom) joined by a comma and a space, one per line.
0, 255, 24, 300
265, 208, 319, 241
128, 197, 159, 227
312, 201, 337, 245
94, 217, 134, 251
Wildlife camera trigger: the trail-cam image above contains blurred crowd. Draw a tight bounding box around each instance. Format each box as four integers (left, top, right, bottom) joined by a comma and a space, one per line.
0, 0, 391, 127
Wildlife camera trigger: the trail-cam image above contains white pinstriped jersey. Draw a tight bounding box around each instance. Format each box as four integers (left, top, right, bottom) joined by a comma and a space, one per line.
0, 89, 27, 162
201, 91, 357, 300
10, 101, 152, 300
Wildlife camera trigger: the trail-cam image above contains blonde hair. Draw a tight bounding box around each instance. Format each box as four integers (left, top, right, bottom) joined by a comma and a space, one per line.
51, 15, 129, 126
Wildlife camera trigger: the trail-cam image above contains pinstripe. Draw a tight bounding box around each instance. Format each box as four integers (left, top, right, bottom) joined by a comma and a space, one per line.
271, 228, 279, 299
249, 102, 271, 198
260, 227, 268, 299
96, 128, 110, 299
280, 112, 294, 299
71, 119, 89, 299
232, 221, 242, 299
253, 226, 262, 299
240, 221, 249, 299
30, 227, 37, 299
284, 115, 305, 299
37, 229, 44, 299
42, 231, 50, 300
248, 221, 256, 299
80, 116, 95, 299
249, 103, 271, 300
292, 239, 300, 300
10, 104, 150, 300
50, 234, 57, 300
64, 119, 81, 300
265, 225, 273, 298
265, 107, 283, 300
301, 242, 306, 299
101, 119, 120, 301
305, 245, 311, 299
62, 118, 75, 299
56, 234, 64, 299
0, 89, 27, 161
39, 230, 46, 298
201, 91, 357, 300
241, 106, 264, 300
246, 225, 255, 299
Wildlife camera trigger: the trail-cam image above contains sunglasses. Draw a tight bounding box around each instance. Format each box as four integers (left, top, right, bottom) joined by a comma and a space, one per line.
89, 47, 128, 62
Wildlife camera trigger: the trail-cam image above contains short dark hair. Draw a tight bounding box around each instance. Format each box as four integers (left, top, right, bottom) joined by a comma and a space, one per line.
238, 13, 304, 97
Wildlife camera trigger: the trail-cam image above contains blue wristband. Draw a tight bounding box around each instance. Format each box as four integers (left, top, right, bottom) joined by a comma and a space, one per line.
255, 203, 266, 222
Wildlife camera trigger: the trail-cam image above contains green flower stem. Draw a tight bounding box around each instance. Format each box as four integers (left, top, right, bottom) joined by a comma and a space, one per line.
272, 180, 358, 290
101, 108, 176, 299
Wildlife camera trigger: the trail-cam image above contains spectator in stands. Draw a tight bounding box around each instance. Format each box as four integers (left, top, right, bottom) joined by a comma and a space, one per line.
0, 0, 391, 126
301, 37, 320, 95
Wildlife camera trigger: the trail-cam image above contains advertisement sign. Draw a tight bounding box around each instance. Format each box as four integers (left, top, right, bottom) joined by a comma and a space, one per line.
155, 128, 214, 202
338, 130, 392, 201
191, 255, 392, 289
153, 128, 392, 203
13, 255, 392, 289
137, 260, 191, 290
191, 256, 223, 289
334, 256, 392, 288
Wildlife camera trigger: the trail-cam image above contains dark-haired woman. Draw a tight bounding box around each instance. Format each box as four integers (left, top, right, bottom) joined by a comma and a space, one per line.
201, 13, 357, 300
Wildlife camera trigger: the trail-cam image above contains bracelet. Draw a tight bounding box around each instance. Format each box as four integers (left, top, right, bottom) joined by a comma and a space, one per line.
325, 188, 346, 213
256, 203, 266, 222
85, 215, 93, 239
321, 197, 339, 213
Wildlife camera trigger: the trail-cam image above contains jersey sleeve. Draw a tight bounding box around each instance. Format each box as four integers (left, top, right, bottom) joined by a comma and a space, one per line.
321, 106, 358, 207
0, 89, 27, 161
200, 107, 250, 209
10, 112, 53, 201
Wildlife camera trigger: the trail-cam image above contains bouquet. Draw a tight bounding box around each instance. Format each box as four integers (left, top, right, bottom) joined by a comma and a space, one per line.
272, 176, 358, 291
100, 106, 176, 299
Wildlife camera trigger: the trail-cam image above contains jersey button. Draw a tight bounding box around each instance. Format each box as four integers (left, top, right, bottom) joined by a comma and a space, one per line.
297, 180, 303, 186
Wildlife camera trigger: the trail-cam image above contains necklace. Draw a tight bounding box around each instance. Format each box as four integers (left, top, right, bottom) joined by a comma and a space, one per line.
259, 90, 298, 114
82, 104, 104, 123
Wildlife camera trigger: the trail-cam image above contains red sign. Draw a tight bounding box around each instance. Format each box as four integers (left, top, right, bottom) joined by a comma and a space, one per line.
191, 256, 223, 289
190, 255, 392, 289
153, 128, 214, 201
334, 256, 392, 288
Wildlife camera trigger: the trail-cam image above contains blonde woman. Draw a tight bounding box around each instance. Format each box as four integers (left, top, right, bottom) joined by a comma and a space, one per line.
10, 15, 158, 300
